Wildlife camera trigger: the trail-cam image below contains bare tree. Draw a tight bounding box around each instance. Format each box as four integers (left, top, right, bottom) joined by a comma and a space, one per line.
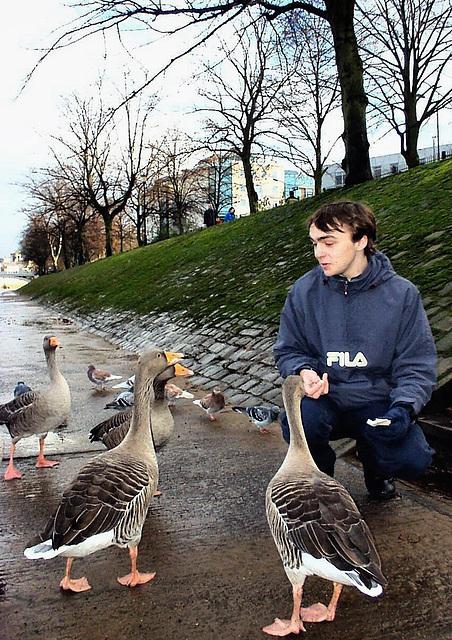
195, 150, 233, 217
198, 20, 297, 214
53, 87, 154, 257
358, 0, 452, 168
20, 218, 51, 275
32, 1, 373, 186
272, 13, 341, 194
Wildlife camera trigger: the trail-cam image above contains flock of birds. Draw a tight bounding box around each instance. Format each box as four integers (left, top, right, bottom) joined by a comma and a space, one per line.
0, 335, 386, 634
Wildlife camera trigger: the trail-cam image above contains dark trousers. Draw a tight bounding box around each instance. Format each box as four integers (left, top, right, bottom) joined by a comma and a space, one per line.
280, 395, 432, 480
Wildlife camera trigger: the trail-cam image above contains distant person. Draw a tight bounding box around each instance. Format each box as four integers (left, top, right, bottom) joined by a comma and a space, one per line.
224, 206, 236, 222
274, 200, 437, 500
203, 203, 216, 228
285, 190, 298, 203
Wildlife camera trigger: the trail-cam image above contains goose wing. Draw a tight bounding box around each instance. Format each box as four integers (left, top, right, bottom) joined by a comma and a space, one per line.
89, 409, 132, 448
0, 391, 44, 436
37, 454, 152, 550
268, 475, 386, 587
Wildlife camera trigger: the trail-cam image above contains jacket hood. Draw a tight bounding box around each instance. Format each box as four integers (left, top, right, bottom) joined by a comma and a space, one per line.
322, 251, 396, 293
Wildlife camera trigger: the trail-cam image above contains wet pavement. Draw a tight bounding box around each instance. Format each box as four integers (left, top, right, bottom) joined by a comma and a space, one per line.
1, 290, 452, 640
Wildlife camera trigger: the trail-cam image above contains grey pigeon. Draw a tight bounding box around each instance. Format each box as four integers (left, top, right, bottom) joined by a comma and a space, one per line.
13, 381, 32, 398
232, 405, 280, 433
104, 389, 134, 410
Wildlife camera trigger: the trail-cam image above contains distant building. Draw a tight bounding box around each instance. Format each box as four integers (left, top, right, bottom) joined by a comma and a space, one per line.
322, 143, 452, 191
0, 253, 35, 273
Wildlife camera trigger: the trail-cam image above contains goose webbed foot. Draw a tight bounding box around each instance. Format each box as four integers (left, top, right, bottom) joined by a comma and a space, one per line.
300, 583, 342, 622
263, 617, 306, 636
36, 458, 59, 468
60, 575, 91, 592
118, 546, 156, 587
60, 558, 91, 592
4, 444, 23, 480
4, 464, 23, 480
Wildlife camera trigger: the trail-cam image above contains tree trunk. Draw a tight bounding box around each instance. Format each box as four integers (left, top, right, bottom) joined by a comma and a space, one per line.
325, 0, 372, 185
242, 151, 259, 215
402, 94, 420, 168
102, 212, 113, 257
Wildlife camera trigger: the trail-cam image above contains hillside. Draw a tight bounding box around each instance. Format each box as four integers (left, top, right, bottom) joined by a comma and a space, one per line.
22, 159, 452, 385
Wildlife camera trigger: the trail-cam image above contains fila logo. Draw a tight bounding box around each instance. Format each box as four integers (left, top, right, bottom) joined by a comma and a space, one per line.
326, 351, 368, 367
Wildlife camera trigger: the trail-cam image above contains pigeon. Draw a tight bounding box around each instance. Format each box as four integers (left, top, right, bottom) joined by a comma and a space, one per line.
164, 383, 194, 407
87, 364, 122, 390
13, 381, 32, 398
193, 387, 225, 421
112, 375, 135, 390
104, 389, 134, 410
232, 405, 280, 433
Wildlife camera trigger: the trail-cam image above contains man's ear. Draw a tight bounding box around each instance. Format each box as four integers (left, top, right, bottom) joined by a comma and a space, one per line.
356, 235, 368, 251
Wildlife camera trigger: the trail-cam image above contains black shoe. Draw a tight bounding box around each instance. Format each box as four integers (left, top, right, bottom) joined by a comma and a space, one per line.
364, 473, 396, 500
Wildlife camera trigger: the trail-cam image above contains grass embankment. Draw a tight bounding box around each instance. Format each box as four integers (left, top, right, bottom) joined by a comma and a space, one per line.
23, 159, 452, 356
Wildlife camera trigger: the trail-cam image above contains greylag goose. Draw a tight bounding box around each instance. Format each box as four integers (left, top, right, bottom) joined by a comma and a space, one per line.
263, 375, 386, 636
89, 363, 193, 450
232, 405, 280, 433
24, 349, 183, 592
87, 364, 122, 390
193, 386, 225, 421
164, 383, 194, 407
0, 336, 71, 481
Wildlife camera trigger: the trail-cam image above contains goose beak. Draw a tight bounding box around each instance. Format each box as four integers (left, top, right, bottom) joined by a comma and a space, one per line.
49, 337, 61, 348
173, 363, 194, 377
164, 351, 185, 366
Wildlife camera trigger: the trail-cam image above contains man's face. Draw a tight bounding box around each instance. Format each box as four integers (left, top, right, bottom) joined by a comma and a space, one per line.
309, 222, 368, 279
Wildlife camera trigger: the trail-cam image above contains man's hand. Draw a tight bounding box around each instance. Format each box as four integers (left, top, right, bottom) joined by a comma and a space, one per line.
366, 405, 412, 442
300, 370, 329, 399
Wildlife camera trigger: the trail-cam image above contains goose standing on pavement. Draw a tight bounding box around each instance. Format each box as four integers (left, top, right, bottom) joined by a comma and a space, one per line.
0, 336, 71, 481
24, 349, 184, 592
90, 363, 193, 450
263, 375, 386, 636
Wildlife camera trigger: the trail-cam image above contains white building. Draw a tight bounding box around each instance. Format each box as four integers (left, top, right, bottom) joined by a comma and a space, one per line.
322, 144, 452, 191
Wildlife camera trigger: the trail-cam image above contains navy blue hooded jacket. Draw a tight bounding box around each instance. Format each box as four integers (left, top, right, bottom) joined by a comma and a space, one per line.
274, 252, 437, 415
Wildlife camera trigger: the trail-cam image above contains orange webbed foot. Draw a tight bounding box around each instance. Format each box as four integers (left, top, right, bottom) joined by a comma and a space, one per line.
36, 459, 59, 469
4, 467, 23, 480
300, 603, 333, 622
263, 617, 306, 636
117, 571, 156, 587
60, 576, 91, 592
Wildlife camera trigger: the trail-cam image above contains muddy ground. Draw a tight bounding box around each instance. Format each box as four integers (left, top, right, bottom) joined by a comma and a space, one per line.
0, 291, 451, 640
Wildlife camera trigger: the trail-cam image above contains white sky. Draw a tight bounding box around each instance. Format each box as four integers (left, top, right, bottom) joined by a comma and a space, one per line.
1, 1, 450, 258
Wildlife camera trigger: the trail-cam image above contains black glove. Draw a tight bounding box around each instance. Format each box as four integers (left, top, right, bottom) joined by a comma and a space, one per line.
365, 405, 412, 443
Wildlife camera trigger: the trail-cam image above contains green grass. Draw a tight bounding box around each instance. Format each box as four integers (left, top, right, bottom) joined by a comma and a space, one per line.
22, 159, 452, 354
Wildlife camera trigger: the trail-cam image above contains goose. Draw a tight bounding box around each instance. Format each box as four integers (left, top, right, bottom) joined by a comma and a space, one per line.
0, 336, 71, 481
232, 405, 280, 433
164, 382, 194, 407
24, 348, 184, 593
193, 387, 225, 421
89, 363, 193, 450
263, 375, 386, 636
87, 364, 122, 390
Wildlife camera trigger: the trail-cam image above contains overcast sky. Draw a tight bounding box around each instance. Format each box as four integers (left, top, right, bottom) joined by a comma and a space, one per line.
1, 1, 450, 259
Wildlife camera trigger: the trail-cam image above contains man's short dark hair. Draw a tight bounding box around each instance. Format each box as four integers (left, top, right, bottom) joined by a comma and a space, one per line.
307, 200, 377, 256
